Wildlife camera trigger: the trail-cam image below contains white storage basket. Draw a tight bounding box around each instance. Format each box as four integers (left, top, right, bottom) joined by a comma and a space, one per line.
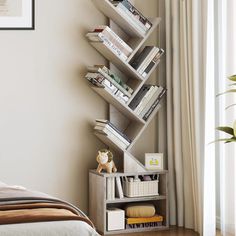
123, 179, 159, 197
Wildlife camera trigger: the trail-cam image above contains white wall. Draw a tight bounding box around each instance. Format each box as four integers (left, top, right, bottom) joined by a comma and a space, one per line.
0, 0, 159, 213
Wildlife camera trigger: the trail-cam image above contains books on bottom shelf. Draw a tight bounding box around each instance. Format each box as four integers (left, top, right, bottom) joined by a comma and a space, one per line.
106, 177, 115, 200
115, 177, 124, 199
129, 85, 167, 121
95, 119, 131, 150
110, 0, 152, 36
86, 25, 133, 61
85, 71, 130, 104
131, 46, 164, 78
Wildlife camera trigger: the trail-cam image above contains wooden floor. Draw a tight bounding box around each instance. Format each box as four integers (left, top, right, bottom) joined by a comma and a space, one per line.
112, 228, 199, 236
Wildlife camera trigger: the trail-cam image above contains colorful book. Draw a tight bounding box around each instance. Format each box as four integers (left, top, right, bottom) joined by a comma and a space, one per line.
126, 215, 163, 225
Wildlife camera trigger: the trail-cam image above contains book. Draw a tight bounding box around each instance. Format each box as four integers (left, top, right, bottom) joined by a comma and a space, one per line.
139, 87, 164, 117
115, 90, 130, 104
133, 86, 156, 114
121, 0, 152, 30
94, 25, 133, 56
87, 65, 133, 97
131, 46, 154, 70
140, 49, 164, 77
126, 215, 163, 225
134, 86, 159, 115
116, 3, 148, 33
128, 84, 153, 110
95, 129, 129, 150
95, 119, 132, 143
115, 6, 146, 35
94, 125, 130, 146
85, 72, 118, 94
86, 33, 128, 61
137, 47, 159, 74
143, 88, 167, 120
115, 177, 124, 198
107, 177, 115, 200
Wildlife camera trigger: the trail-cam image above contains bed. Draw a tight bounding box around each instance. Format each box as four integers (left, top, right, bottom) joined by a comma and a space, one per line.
0, 183, 99, 236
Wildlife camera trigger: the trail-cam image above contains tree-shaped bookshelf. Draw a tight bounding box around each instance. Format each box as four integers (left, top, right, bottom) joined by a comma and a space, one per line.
86, 0, 165, 172
87, 1, 169, 234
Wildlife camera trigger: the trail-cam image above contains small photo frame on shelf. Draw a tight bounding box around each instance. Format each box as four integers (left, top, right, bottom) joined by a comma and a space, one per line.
145, 153, 163, 170
0, 0, 35, 30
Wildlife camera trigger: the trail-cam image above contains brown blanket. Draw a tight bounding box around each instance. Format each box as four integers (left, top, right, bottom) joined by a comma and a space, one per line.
0, 185, 94, 228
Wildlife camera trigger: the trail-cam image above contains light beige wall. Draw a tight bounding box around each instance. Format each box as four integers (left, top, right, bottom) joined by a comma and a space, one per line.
0, 0, 159, 213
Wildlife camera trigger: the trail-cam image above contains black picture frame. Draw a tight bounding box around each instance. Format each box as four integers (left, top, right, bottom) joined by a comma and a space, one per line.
0, 0, 35, 30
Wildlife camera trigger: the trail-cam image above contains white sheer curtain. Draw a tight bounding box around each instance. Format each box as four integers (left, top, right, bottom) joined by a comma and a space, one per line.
204, 0, 236, 235
165, 0, 207, 233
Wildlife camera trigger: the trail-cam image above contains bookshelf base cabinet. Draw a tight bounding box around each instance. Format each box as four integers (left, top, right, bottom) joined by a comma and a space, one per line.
89, 170, 169, 235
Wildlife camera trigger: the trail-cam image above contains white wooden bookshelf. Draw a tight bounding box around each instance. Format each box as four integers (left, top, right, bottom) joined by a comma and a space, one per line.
86, 0, 168, 234
89, 170, 169, 235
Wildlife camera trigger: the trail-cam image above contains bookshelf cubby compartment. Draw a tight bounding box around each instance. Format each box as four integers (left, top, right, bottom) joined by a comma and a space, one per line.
87, 0, 168, 234
89, 170, 169, 235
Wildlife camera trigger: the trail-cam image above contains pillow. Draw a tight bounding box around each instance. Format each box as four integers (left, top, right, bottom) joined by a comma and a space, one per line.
125, 203, 156, 218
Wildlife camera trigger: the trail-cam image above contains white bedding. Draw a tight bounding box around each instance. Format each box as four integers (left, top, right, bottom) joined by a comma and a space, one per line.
0, 221, 100, 236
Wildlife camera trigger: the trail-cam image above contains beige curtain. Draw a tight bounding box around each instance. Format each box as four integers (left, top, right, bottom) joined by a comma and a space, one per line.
163, 0, 208, 233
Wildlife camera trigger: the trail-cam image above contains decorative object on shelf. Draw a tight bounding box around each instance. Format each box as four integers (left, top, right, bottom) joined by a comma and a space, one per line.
96, 149, 117, 174
107, 208, 125, 231
145, 153, 164, 170
125, 203, 156, 218
0, 0, 35, 30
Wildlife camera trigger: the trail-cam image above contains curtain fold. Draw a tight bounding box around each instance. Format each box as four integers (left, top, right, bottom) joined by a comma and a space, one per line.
165, 0, 207, 233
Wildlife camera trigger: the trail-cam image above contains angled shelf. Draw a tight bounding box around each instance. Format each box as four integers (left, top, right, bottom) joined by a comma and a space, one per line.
91, 86, 145, 124
92, 0, 147, 38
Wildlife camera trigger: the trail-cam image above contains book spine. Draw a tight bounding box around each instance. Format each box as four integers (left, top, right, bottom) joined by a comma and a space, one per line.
139, 87, 163, 117
134, 86, 155, 114
136, 86, 159, 115
95, 129, 129, 149
143, 89, 167, 120
106, 121, 132, 143
111, 177, 115, 200
121, 0, 152, 29
115, 90, 130, 104
99, 35, 128, 61
102, 27, 133, 54
95, 125, 130, 145
95, 120, 132, 143
138, 48, 159, 74
117, 3, 148, 32
116, 7, 146, 36
98, 68, 131, 98
129, 85, 152, 110
131, 46, 153, 70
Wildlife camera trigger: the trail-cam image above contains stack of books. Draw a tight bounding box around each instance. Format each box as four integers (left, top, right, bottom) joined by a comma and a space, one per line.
85, 65, 133, 104
129, 85, 166, 121
110, 0, 152, 36
131, 46, 164, 78
126, 215, 163, 229
86, 25, 133, 61
94, 119, 131, 150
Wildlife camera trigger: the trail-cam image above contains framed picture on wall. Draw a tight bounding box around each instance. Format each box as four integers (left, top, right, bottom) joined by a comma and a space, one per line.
0, 0, 34, 30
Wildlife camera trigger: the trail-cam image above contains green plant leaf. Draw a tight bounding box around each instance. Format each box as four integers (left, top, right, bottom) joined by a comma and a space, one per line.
228, 75, 236, 81
216, 126, 234, 135
226, 104, 236, 110
217, 89, 236, 97
233, 121, 236, 137
210, 137, 236, 144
